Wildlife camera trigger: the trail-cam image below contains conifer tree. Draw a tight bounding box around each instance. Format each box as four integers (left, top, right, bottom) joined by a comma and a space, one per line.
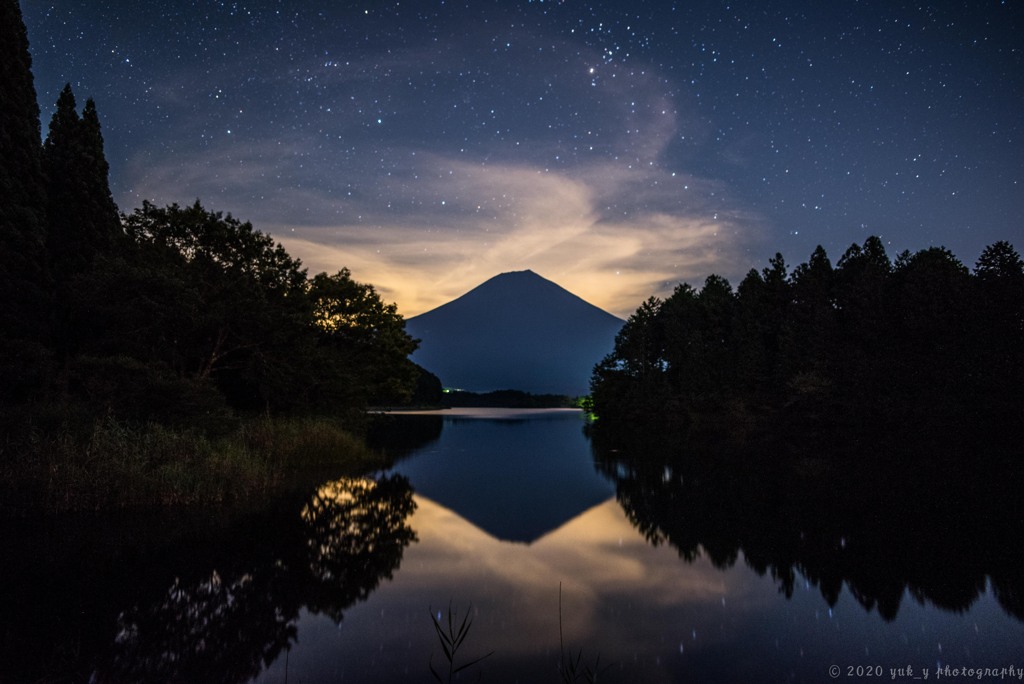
0, 0, 50, 342
43, 84, 84, 277
80, 98, 122, 249
43, 85, 122, 281
0, 0, 54, 408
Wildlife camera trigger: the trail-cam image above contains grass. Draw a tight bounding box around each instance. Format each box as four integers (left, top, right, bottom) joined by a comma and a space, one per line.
558, 583, 607, 684
427, 588, 609, 683
428, 602, 493, 683
0, 414, 386, 517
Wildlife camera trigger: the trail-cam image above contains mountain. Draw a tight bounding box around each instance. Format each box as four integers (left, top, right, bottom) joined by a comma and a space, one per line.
405, 270, 624, 395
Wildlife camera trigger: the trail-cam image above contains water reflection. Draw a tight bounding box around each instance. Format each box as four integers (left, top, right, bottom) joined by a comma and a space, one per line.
255, 493, 780, 683
301, 477, 417, 621
376, 409, 614, 543
256, 490, 1024, 683
589, 425, 1024, 623
253, 411, 1024, 682
4, 412, 1022, 683
0, 474, 416, 683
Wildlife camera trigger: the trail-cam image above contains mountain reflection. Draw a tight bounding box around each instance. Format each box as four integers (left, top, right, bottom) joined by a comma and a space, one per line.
589, 424, 1024, 623
0, 474, 416, 684
377, 410, 614, 543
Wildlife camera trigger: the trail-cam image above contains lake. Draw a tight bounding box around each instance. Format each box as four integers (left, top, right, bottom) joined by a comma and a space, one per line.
2, 408, 1022, 682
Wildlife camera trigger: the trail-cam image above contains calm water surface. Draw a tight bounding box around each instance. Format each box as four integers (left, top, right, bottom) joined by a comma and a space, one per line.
2, 408, 1022, 683
256, 409, 1024, 683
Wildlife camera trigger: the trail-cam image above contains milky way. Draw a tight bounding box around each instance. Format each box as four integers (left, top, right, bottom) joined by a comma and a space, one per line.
22, 1, 1023, 316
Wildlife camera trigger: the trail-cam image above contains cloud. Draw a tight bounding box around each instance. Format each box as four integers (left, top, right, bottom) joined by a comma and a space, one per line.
265, 151, 762, 317
113, 11, 765, 319
121, 137, 761, 318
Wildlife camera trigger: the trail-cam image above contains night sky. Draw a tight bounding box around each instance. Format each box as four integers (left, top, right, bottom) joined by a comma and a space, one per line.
21, 0, 1023, 317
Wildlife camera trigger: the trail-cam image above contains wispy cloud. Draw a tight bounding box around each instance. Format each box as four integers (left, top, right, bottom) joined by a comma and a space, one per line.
114, 11, 765, 319
272, 155, 759, 317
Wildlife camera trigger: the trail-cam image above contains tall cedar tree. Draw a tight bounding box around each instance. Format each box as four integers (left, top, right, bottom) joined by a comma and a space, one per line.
0, 0, 50, 341
42, 84, 123, 365
43, 84, 122, 280
0, 0, 53, 408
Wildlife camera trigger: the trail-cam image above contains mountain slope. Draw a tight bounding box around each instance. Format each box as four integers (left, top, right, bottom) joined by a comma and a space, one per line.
405, 270, 623, 395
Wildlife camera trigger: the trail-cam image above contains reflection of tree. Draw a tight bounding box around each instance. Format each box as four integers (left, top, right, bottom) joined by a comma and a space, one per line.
592, 425, 1024, 623
302, 476, 418, 621
366, 413, 444, 459
992, 575, 1024, 621
0, 474, 416, 683
101, 567, 296, 683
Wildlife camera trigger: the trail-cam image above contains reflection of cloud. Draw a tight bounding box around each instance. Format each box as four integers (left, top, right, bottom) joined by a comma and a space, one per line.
257, 495, 778, 683
384, 496, 769, 658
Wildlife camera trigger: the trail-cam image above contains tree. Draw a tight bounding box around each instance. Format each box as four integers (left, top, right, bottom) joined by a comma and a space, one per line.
972, 241, 1024, 411
307, 269, 419, 407
590, 237, 1024, 436
974, 240, 1024, 337
975, 240, 1024, 284
693, 274, 737, 397
660, 283, 702, 395
115, 201, 419, 415
833, 236, 894, 403
80, 98, 121, 248
0, 0, 53, 407
591, 297, 667, 420
890, 247, 972, 408
734, 254, 792, 398
43, 85, 122, 280
0, 0, 49, 329
39, 86, 127, 370
119, 201, 312, 411
789, 246, 836, 370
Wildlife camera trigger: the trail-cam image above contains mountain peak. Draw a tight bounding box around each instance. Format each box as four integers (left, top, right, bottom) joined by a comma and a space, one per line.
406, 272, 623, 395
478, 269, 551, 288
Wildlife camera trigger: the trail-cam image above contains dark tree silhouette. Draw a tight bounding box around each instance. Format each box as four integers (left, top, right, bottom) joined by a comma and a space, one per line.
43, 85, 122, 280
41, 84, 126, 370
0, 0, 53, 406
972, 240, 1024, 409
591, 236, 1024, 438
308, 268, 420, 407
118, 200, 316, 412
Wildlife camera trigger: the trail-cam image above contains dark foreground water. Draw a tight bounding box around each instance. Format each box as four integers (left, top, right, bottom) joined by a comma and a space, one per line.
2, 408, 1022, 683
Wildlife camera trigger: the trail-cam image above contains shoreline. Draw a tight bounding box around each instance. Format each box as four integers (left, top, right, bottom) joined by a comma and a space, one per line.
378, 406, 584, 419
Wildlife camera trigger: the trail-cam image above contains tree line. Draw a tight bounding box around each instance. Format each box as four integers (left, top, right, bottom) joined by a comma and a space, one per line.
0, 0, 436, 438
591, 235, 1024, 435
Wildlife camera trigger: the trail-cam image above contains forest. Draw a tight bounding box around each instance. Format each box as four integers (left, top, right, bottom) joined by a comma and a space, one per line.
0, 1, 436, 512
591, 236, 1024, 439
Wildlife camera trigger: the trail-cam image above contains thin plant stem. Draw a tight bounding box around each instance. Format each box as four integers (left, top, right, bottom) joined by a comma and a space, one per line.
428, 601, 492, 683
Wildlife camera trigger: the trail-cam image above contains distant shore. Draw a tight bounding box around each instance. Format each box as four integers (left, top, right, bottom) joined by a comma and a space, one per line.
380, 406, 584, 419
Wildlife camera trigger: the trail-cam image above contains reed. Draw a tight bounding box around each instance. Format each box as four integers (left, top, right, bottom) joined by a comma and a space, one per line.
0, 414, 384, 517
558, 583, 607, 684
428, 602, 493, 683
239, 415, 378, 470
424, 589, 610, 683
